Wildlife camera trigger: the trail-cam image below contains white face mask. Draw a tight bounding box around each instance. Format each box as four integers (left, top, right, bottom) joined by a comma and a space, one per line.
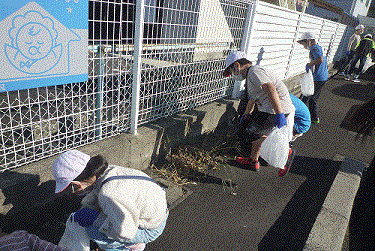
232, 73, 245, 82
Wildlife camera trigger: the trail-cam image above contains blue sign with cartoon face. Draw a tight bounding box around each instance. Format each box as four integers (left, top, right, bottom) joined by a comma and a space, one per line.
0, 1, 88, 92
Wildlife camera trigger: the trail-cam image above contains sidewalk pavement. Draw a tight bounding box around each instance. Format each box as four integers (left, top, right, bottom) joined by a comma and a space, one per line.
0, 73, 373, 250
145, 76, 375, 250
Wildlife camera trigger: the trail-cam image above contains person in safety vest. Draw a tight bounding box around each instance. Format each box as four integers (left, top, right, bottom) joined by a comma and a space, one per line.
339, 24, 364, 76
345, 33, 375, 82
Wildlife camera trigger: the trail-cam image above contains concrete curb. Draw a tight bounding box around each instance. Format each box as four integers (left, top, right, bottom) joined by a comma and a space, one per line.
303, 157, 367, 251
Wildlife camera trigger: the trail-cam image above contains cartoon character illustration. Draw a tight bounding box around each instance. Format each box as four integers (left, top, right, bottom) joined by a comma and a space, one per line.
5, 11, 62, 74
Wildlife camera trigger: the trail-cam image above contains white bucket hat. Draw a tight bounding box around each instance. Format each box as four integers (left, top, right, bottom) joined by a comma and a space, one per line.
297, 32, 316, 42
223, 51, 247, 77
52, 150, 91, 193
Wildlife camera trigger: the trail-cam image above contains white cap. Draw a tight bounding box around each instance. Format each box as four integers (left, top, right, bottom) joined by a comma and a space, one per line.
355, 24, 365, 30
52, 150, 91, 193
223, 51, 247, 77
297, 32, 316, 41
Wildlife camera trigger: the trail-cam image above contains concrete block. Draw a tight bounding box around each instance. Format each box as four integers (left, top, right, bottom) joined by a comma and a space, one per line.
321, 157, 365, 219
322, 171, 361, 219
195, 99, 237, 133
152, 116, 191, 147
0, 156, 56, 214
100, 127, 160, 170
0, 98, 237, 216
303, 207, 348, 251
303, 157, 367, 251
338, 157, 366, 178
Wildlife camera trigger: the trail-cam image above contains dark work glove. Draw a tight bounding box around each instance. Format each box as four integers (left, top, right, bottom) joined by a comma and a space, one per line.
73, 208, 100, 227
275, 113, 287, 128
305, 63, 310, 73
239, 113, 250, 125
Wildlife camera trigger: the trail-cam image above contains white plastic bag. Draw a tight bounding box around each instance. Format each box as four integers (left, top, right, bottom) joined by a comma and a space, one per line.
259, 127, 289, 168
59, 213, 90, 251
300, 70, 314, 96
355, 59, 360, 68
362, 56, 374, 73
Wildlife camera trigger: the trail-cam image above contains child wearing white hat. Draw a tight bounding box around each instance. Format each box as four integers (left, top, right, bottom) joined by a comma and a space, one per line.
52, 150, 168, 251
223, 51, 295, 177
297, 32, 328, 124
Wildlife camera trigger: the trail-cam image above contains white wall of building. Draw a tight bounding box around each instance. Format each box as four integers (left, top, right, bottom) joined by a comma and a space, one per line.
306, 0, 373, 20
351, 0, 373, 17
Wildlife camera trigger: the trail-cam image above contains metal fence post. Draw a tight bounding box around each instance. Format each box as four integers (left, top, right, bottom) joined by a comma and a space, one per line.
327, 24, 340, 63
95, 45, 105, 139
231, 0, 258, 99
241, 0, 258, 55
130, 0, 146, 135
318, 19, 325, 43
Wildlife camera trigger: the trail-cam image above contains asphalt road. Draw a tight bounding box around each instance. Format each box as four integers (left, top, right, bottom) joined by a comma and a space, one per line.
146, 75, 375, 251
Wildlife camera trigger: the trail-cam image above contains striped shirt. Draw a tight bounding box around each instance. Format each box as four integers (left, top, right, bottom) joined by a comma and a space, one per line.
0, 231, 69, 251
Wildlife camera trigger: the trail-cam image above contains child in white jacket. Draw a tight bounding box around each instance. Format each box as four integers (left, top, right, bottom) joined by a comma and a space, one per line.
52, 150, 168, 251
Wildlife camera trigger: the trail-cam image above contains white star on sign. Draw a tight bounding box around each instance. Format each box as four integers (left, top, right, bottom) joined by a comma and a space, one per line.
67, 7, 73, 13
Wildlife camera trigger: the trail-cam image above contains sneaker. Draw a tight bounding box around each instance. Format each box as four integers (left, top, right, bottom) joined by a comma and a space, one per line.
352, 76, 360, 83
311, 117, 320, 124
291, 133, 303, 142
278, 149, 295, 177
128, 243, 146, 251
344, 75, 351, 81
236, 157, 260, 171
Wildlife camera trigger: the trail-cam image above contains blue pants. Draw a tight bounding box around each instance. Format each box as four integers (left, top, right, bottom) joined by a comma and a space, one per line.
86, 212, 168, 250
300, 81, 326, 121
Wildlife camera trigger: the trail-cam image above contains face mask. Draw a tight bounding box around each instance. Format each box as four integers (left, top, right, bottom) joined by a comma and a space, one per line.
232, 73, 245, 82
306, 41, 312, 50
71, 181, 95, 196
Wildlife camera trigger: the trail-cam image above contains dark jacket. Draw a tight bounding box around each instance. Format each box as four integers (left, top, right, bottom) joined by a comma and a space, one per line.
355, 38, 375, 57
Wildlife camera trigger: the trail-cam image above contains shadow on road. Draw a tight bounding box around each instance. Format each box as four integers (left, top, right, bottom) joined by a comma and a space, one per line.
258, 156, 341, 251
331, 82, 375, 102
346, 157, 374, 251
0, 171, 81, 244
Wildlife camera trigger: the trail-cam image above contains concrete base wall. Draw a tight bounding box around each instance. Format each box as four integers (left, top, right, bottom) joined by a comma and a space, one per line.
0, 97, 241, 215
